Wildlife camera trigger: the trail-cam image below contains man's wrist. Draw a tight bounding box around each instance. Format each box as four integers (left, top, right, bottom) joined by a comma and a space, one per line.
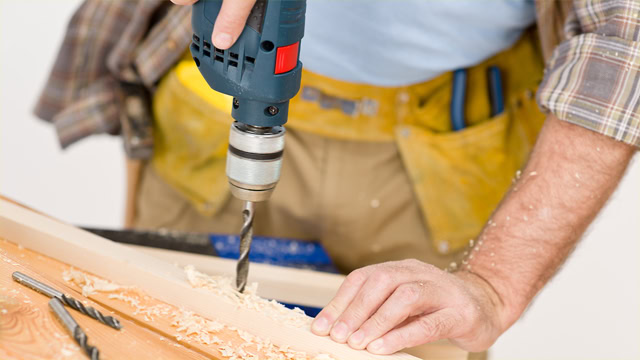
453, 269, 512, 334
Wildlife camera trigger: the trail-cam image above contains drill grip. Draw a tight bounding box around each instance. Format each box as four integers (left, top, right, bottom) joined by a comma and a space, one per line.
190, 0, 306, 127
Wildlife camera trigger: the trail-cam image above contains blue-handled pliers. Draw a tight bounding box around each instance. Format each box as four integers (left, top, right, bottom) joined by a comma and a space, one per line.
450, 66, 504, 131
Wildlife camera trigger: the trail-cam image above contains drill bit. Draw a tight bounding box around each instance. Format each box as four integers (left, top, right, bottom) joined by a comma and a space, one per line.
59, 294, 122, 330
12, 271, 122, 330
49, 297, 100, 360
236, 201, 254, 293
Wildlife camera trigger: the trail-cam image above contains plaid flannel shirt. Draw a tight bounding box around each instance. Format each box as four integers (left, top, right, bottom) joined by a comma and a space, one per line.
537, 0, 640, 147
35, 0, 640, 149
34, 0, 192, 147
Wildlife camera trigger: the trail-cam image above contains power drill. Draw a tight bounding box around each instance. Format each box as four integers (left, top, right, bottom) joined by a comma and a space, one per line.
190, 0, 306, 292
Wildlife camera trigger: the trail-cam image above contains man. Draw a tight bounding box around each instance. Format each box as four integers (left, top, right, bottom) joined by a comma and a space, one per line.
36, 0, 638, 355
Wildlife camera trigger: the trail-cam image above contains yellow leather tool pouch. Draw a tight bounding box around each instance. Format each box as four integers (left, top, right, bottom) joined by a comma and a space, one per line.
151, 59, 233, 216
395, 30, 546, 254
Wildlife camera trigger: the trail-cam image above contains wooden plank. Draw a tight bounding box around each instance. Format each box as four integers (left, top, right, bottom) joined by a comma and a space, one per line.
0, 240, 211, 360
130, 246, 470, 360
127, 244, 344, 308
1, 239, 335, 359
0, 197, 420, 360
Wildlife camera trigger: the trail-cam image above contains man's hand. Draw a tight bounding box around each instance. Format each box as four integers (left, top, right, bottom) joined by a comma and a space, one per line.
310, 259, 505, 354
312, 115, 635, 355
171, 0, 256, 49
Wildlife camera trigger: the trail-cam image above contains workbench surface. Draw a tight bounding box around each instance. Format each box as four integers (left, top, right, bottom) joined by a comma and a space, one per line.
0, 239, 214, 360
0, 238, 327, 360
0, 195, 471, 360
0, 237, 386, 360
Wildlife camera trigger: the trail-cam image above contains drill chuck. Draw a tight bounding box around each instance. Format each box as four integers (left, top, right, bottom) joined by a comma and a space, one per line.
226, 122, 285, 202
191, 0, 306, 203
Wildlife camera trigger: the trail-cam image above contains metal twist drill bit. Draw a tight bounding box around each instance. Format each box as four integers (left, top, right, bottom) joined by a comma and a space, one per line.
59, 294, 122, 330
49, 298, 100, 360
236, 201, 254, 293
12, 271, 122, 330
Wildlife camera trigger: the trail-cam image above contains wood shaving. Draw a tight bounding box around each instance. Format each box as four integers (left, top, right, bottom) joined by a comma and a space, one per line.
63, 268, 126, 297
167, 306, 331, 360
171, 309, 224, 345
106, 292, 172, 322
0, 253, 20, 266
183, 265, 312, 329
62, 267, 335, 360
54, 343, 80, 360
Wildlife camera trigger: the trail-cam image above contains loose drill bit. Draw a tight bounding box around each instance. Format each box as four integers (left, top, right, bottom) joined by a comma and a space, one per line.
59, 294, 122, 330
236, 201, 254, 293
49, 297, 100, 360
12, 271, 122, 330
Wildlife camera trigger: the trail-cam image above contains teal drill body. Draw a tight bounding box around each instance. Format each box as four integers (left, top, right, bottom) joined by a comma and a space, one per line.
190, 0, 306, 292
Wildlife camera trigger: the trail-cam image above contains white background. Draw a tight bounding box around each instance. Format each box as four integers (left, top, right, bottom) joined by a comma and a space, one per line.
1, 1, 638, 359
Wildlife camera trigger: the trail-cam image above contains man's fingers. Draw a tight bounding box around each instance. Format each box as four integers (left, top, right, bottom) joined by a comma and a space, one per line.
347, 282, 440, 350
311, 267, 374, 336
212, 0, 257, 49
170, 0, 198, 5
170, 0, 254, 49
366, 311, 456, 355
328, 271, 401, 344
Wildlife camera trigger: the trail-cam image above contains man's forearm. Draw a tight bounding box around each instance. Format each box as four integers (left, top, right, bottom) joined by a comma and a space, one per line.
467, 115, 636, 329
310, 115, 635, 354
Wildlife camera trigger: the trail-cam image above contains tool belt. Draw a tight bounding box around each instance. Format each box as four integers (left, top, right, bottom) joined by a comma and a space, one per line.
151, 29, 545, 254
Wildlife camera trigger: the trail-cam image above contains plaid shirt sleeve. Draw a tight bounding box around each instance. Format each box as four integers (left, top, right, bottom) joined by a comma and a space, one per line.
537, 0, 640, 148
34, 0, 190, 148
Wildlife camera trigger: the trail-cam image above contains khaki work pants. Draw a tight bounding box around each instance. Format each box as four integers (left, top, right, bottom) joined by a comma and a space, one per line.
134, 127, 463, 273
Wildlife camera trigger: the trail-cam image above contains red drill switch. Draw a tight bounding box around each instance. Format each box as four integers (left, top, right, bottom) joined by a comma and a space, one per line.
274, 42, 299, 74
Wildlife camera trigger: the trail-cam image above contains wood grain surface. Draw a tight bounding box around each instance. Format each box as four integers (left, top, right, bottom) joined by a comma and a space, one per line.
0, 239, 336, 360
0, 239, 210, 360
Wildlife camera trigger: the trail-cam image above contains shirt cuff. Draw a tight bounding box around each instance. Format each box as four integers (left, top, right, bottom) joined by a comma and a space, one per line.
537, 33, 640, 148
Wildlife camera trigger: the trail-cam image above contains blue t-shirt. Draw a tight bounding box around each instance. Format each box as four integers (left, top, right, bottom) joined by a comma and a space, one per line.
300, 0, 536, 86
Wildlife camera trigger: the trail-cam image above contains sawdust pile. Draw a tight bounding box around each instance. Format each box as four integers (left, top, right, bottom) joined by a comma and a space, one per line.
63, 268, 334, 360
183, 265, 312, 329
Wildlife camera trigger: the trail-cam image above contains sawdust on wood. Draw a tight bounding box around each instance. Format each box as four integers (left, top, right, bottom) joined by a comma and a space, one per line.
63, 268, 333, 360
